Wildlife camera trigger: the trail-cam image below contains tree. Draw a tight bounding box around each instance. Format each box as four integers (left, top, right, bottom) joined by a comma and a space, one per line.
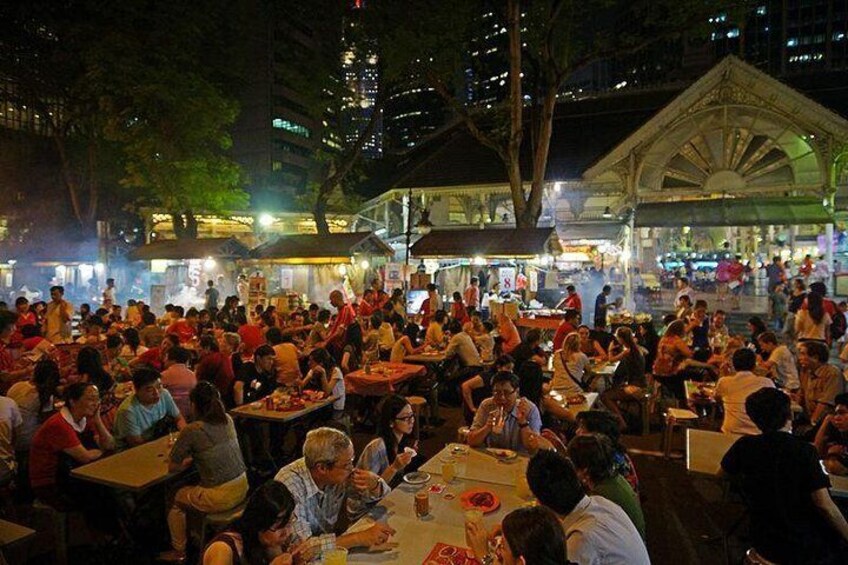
0, 0, 249, 240
378, 0, 747, 228
276, 1, 390, 234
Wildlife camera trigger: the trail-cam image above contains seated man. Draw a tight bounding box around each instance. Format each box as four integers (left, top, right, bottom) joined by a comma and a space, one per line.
526, 449, 650, 564
467, 371, 541, 454
797, 340, 845, 430
460, 355, 514, 424
756, 331, 800, 391
113, 366, 186, 448
714, 348, 775, 435
274, 427, 395, 556
233, 345, 277, 406
445, 319, 483, 370
814, 393, 848, 476
721, 388, 848, 563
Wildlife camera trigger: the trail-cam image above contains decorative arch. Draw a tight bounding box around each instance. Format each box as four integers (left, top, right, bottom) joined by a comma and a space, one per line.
637, 105, 825, 195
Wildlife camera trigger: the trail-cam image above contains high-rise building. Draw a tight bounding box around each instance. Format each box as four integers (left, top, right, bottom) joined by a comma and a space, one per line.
230, 0, 323, 211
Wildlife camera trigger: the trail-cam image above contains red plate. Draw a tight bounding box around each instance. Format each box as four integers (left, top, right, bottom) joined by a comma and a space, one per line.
422, 542, 479, 565
459, 488, 500, 513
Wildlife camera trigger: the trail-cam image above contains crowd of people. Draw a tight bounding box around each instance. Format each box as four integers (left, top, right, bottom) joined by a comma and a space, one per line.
1, 268, 847, 564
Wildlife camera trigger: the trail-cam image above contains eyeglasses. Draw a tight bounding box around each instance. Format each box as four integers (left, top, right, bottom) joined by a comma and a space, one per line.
492, 388, 516, 398
332, 459, 355, 471
394, 414, 416, 422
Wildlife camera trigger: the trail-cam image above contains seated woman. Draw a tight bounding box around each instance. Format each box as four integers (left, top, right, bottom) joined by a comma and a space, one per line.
389, 321, 424, 363
814, 393, 848, 476
652, 319, 693, 401
76, 345, 121, 429
551, 333, 592, 394
601, 327, 647, 431
575, 410, 639, 494
568, 433, 646, 540
297, 348, 346, 421
356, 395, 417, 483
340, 322, 363, 374
201, 481, 300, 565
159, 382, 249, 563
465, 505, 567, 565
424, 310, 447, 348
460, 355, 515, 425
28, 382, 117, 533
119, 327, 148, 360
578, 325, 607, 360
472, 320, 495, 362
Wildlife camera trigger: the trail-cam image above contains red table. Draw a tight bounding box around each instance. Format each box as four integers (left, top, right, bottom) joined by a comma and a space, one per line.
344, 362, 425, 396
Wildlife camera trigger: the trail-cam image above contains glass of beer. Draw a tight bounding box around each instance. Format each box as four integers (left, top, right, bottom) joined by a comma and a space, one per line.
441, 456, 456, 483
324, 548, 348, 565
415, 489, 430, 518
515, 469, 532, 499
464, 508, 483, 527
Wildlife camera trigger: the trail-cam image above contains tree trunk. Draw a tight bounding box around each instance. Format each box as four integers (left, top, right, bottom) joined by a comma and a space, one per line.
522, 83, 559, 228
505, 0, 526, 224
314, 199, 330, 235
172, 211, 199, 239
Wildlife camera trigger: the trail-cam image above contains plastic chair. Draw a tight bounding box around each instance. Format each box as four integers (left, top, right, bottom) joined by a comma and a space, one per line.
661, 408, 699, 458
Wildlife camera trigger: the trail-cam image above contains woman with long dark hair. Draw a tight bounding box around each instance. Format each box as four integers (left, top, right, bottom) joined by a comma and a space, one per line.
356, 394, 416, 484
119, 327, 148, 359
652, 319, 693, 400
298, 348, 346, 418
340, 322, 363, 374
601, 327, 647, 430
201, 481, 298, 565
466, 505, 568, 565
160, 382, 248, 562
794, 292, 831, 343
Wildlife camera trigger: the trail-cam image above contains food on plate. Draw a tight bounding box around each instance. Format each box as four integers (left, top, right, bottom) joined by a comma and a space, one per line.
486, 448, 517, 460
460, 488, 500, 513
566, 394, 586, 405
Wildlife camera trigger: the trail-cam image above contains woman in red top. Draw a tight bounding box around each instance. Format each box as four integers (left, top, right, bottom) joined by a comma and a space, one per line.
450, 292, 469, 325
652, 320, 693, 400
29, 381, 117, 532
12, 297, 36, 344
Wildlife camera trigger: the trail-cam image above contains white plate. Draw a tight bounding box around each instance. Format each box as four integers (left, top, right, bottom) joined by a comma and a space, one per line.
403, 471, 431, 485
486, 448, 518, 461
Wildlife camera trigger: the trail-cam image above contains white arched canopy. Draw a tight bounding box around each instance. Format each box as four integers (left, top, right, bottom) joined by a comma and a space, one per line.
637, 105, 824, 196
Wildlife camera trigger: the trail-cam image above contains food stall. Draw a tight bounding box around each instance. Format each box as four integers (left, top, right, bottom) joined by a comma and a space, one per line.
126, 237, 250, 307
247, 231, 394, 307
409, 227, 563, 333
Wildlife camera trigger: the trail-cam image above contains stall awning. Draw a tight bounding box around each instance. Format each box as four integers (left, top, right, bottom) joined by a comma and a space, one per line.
410, 228, 562, 259
634, 197, 833, 228
250, 232, 394, 264
127, 237, 250, 261
559, 222, 624, 243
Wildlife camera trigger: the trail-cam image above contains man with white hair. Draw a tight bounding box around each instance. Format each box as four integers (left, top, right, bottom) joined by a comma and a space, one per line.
275, 427, 395, 556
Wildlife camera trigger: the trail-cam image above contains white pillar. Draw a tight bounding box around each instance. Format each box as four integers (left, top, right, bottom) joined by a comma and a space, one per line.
624, 217, 635, 310
826, 223, 835, 292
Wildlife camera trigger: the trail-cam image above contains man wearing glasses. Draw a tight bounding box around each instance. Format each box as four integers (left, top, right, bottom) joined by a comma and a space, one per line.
275, 427, 395, 556
467, 372, 542, 454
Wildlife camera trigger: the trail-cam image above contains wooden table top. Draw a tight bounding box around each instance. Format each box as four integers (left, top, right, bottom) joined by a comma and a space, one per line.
0, 519, 36, 548
71, 435, 181, 492
403, 352, 447, 364
230, 395, 336, 423
345, 363, 426, 396
547, 390, 599, 417
419, 444, 528, 488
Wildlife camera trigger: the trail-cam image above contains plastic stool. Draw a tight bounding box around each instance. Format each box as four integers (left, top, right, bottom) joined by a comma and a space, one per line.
32, 500, 69, 565
196, 502, 246, 551
661, 408, 699, 459
406, 396, 428, 440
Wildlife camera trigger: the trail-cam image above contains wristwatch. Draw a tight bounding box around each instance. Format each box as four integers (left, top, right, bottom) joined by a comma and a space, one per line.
480, 554, 495, 565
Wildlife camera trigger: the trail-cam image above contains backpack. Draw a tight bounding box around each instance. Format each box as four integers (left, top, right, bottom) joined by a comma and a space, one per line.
831, 309, 846, 340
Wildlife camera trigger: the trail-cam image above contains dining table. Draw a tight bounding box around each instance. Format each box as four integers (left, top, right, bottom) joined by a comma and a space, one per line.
230, 394, 337, 424
344, 362, 425, 396
71, 435, 183, 492
546, 390, 599, 417
345, 452, 531, 563
419, 444, 528, 487
403, 351, 447, 364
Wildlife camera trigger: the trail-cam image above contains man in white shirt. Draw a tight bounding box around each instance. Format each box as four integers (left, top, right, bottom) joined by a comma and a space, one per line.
527, 449, 650, 565
715, 348, 775, 435
44, 285, 74, 344
102, 278, 117, 308
444, 319, 482, 368
757, 331, 800, 391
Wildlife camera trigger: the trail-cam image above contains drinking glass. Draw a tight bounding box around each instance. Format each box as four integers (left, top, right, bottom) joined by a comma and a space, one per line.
464, 509, 483, 526
324, 548, 348, 565
441, 457, 456, 483
415, 489, 430, 518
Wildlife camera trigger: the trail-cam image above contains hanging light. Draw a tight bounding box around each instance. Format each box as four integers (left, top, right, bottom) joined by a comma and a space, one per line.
602, 206, 613, 219
416, 209, 433, 235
